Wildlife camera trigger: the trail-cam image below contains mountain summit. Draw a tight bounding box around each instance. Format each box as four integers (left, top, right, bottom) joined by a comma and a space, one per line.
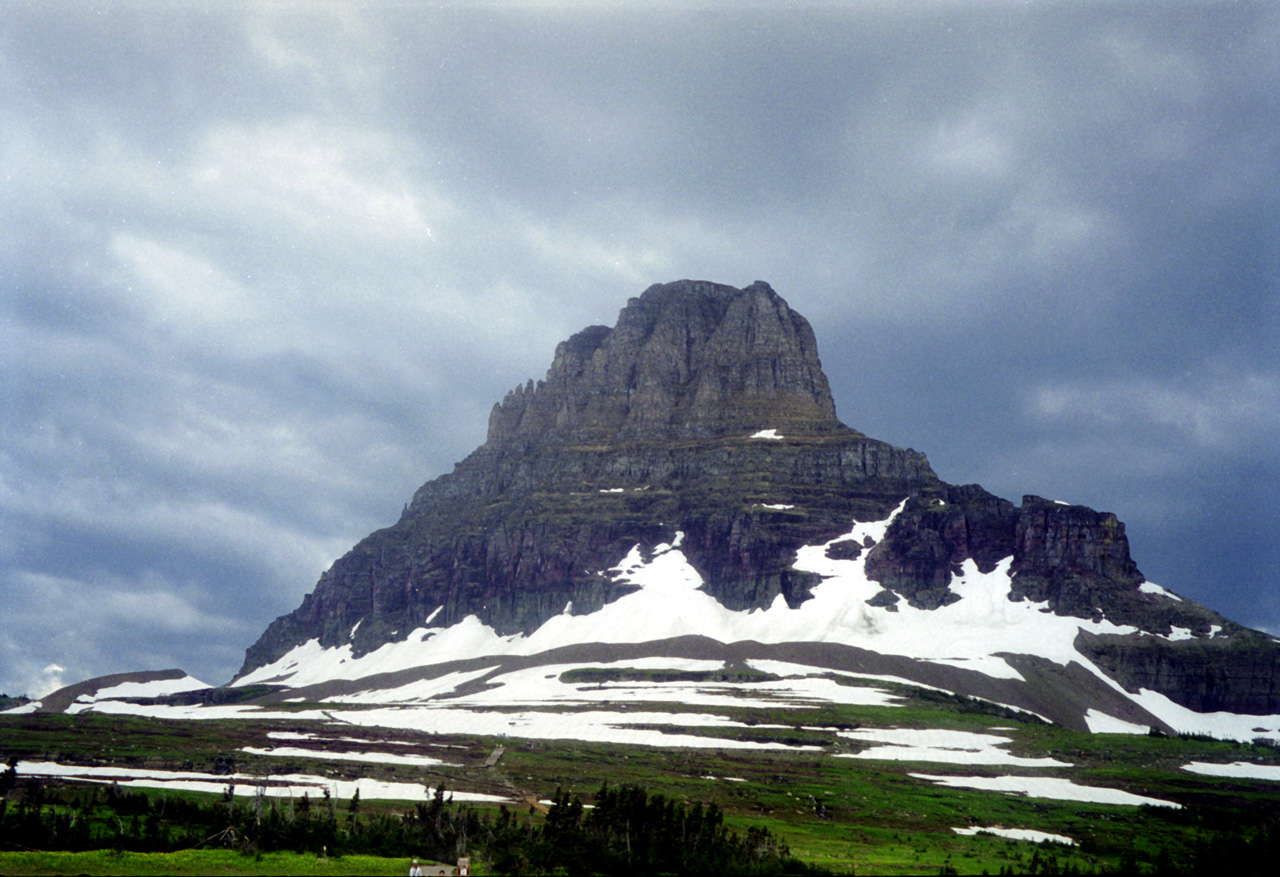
236, 280, 1280, 732
487, 280, 840, 446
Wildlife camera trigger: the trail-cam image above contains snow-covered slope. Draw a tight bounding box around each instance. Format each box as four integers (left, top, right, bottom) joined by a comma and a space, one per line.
192, 502, 1271, 744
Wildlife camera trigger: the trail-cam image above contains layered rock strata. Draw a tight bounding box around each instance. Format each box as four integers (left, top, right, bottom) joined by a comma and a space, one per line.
240, 280, 1278, 716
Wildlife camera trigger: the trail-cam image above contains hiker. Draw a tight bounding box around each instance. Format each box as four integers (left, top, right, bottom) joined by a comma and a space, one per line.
409, 859, 423, 876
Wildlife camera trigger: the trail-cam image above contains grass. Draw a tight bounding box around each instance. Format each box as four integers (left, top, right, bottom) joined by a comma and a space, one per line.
0, 850, 447, 876
5, 681, 1280, 874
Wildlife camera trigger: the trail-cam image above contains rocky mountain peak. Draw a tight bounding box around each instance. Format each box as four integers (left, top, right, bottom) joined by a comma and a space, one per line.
485, 280, 841, 446
235, 279, 1280, 723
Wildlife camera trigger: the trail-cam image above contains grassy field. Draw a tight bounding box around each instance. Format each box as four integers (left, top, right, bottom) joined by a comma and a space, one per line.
3, 681, 1280, 874
0, 850, 445, 876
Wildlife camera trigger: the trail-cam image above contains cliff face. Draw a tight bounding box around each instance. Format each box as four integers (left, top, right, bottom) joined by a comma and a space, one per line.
239, 279, 1280, 716
485, 280, 840, 446
244, 280, 934, 672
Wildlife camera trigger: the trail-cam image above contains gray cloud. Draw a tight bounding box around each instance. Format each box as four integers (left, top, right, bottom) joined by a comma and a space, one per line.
2, 1, 1277, 695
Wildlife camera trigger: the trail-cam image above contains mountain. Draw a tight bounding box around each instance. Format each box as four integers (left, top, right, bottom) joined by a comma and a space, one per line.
10, 281, 1279, 876
221, 280, 1280, 734
241, 280, 937, 669
25, 279, 1277, 741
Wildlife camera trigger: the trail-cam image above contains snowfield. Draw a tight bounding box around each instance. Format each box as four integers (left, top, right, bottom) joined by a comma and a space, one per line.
235, 503, 1144, 697
55, 501, 1280, 747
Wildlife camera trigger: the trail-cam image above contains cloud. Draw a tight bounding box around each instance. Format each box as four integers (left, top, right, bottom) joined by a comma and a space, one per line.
1, 1, 1277, 694
190, 120, 442, 243
1027, 366, 1280, 452
2, 566, 261, 693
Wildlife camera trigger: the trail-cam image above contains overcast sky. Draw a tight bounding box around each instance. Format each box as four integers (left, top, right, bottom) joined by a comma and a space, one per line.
3, 1, 1277, 698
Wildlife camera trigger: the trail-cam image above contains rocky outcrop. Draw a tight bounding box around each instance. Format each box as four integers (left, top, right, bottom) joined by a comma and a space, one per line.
486, 280, 841, 446
864, 486, 1019, 609
1076, 630, 1280, 715
863, 492, 1147, 618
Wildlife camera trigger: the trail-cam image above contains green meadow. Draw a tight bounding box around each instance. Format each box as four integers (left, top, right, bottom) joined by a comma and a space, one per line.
3, 681, 1280, 874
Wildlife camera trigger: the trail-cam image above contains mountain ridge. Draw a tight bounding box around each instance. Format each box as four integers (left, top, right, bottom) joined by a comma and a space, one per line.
231, 279, 1280, 725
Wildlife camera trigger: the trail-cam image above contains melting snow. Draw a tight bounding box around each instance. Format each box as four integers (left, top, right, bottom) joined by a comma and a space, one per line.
1089, 685, 1280, 744
1, 701, 41, 715
241, 746, 459, 767
910, 774, 1180, 808
1182, 762, 1280, 781
952, 826, 1076, 845
85, 675, 209, 701
836, 728, 1070, 767
750, 429, 784, 439
329, 706, 821, 750
1139, 582, 1182, 602
217, 500, 1261, 744
64, 700, 330, 721
326, 659, 895, 714
1083, 710, 1151, 735
14, 761, 510, 802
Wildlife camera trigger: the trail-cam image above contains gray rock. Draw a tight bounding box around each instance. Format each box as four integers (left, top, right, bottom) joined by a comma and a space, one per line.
238, 279, 1280, 718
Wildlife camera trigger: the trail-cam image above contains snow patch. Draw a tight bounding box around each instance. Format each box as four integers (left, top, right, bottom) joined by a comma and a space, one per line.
332, 706, 822, 750
1182, 762, 1280, 781
87, 675, 209, 702
750, 429, 783, 439
14, 761, 509, 802
241, 746, 458, 767
224, 499, 1217, 742
1139, 582, 1182, 602
836, 728, 1070, 767
952, 826, 1076, 845
236, 500, 1116, 696
1083, 710, 1152, 734
64, 700, 330, 721
1121, 688, 1280, 744
910, 773, 1180, 808
1, 701, 41, 715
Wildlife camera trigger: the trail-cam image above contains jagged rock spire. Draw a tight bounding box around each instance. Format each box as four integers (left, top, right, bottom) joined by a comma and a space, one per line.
486, 280, 841, 445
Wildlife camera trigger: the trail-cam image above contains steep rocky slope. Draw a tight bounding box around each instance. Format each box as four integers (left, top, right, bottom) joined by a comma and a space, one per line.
238, 280, 1280, 720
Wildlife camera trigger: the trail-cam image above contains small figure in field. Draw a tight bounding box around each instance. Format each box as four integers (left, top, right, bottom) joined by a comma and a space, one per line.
408, 859, 423, 877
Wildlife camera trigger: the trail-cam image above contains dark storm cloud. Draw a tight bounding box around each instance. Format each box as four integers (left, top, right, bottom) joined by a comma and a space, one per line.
1, 1, 1276, 696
